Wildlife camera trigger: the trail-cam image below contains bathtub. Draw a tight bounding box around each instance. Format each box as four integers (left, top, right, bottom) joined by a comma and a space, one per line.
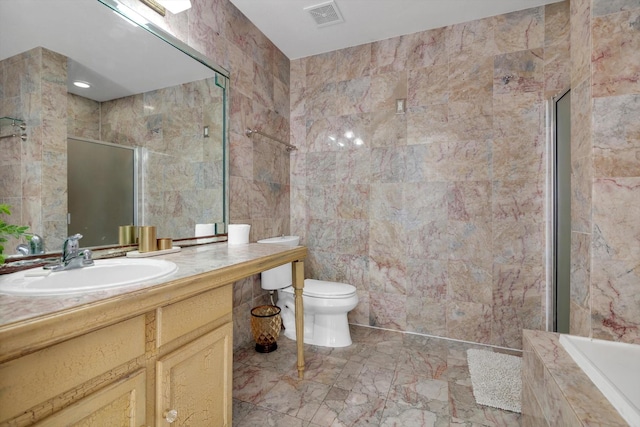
559, 334, 640, 426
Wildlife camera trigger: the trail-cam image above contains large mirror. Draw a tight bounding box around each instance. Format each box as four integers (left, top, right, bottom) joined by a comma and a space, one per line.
0, 0, 229, 255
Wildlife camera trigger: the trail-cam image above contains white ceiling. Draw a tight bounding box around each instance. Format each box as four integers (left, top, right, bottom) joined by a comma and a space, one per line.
229, 0, 564, 59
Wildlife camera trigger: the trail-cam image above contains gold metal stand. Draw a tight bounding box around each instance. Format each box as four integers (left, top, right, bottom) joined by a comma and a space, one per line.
292, 260, 305, 379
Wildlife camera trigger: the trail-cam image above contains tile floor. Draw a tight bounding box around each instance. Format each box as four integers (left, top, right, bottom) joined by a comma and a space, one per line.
233, 325, 522, 426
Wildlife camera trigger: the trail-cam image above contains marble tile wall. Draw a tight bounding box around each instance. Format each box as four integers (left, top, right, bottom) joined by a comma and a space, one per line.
290, 5, 571, 350
67, 94, 100, 140
588, 0, 640, 344
569, 0, 640, 345
99, 78, 226, 240
0, 47, 68, 251
569, 0, 594, 338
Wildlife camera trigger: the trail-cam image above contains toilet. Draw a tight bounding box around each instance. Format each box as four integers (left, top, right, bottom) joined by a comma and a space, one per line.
257, 236, 358, 347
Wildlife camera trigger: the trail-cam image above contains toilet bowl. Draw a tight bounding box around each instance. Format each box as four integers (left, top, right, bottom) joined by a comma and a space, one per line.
257, 236, 358, 348
278, 279, 358, 347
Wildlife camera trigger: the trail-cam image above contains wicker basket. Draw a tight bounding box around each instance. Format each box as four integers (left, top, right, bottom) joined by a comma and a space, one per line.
250, 305, 282, 353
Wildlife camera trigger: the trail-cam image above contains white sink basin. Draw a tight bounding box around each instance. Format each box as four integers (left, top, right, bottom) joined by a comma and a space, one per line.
0, 258, 178, 296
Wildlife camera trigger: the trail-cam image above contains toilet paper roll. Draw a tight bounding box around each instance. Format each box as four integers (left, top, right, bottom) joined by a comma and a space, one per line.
195, 223, 216, 243
228, 224, 250, 245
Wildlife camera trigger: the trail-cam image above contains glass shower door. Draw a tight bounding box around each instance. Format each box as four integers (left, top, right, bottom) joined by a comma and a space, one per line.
67, 137, 136, 247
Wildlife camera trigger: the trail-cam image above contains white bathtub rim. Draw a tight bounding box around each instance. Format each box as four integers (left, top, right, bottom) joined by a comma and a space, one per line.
559, 334, 640, 427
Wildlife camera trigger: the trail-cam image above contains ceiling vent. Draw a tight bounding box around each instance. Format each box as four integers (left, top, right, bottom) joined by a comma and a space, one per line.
304, 1, 344, 28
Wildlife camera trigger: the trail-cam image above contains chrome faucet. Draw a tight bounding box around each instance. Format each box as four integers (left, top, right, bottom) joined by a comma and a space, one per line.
46, 234, 94, 271
28, 233, 44, 255
15, 233, 45, 256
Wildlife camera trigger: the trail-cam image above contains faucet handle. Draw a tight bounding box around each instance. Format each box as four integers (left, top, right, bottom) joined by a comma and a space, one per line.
16, 243, 30, 256
61, 234, 83, 261
64, 234, 83, 247
81, 249, 94, 266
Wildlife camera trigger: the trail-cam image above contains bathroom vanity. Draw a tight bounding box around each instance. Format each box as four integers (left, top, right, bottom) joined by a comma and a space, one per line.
0, 243, 306, 426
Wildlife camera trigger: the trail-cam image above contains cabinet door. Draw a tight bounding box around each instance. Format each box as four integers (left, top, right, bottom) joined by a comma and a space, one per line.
0, 315, 146, 423
156, 322, 232, 427
35, 370, 146, 426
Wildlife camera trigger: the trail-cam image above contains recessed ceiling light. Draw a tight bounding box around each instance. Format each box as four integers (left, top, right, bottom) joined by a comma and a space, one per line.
73, 81, 91, 89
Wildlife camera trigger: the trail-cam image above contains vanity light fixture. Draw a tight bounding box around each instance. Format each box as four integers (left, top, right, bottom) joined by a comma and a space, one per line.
142, 0, 191, 15
73, 81, 91, 89
139, 0, 165, 16
157, 0, 192, 14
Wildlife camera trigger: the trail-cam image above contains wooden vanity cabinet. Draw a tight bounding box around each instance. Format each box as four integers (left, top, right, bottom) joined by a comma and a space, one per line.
0, 283, 233, 427
0, 246, 307, 426
156, 323, 232, 426
154, 284, 233, 426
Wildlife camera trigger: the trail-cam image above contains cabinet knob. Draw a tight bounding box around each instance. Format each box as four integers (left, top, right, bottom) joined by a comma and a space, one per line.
164, 409, 178, 423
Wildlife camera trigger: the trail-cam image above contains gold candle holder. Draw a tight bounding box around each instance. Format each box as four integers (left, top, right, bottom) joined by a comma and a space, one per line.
138, 226, 157, 253
118, 225, 136, 245
157, 238, 173, 250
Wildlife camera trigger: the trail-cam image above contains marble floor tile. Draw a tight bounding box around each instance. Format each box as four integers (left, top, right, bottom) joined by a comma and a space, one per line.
255, 377, 331, 421
291, 352, 350, 385
334, 360, 366, 391
380, 401, 446, 427
234, 325, 522, 426
232, 363, 282, 404
395, 347, 448, 380
310, 386, 351, 426
350, 362, 395, 398
233, 406, 307, 427
388, 371, 449, 415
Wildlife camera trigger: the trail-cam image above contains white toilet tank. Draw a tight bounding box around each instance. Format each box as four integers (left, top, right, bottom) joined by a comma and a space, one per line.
257, 236, 300, 290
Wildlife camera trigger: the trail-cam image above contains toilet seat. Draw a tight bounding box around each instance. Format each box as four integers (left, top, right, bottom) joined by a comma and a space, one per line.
281, 279, 356, 299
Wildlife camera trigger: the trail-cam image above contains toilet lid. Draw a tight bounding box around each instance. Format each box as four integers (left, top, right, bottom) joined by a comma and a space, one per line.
281, 279, 356, 298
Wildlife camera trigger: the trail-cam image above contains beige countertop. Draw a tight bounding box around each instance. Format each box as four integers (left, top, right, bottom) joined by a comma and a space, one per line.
0, 242, 307, 362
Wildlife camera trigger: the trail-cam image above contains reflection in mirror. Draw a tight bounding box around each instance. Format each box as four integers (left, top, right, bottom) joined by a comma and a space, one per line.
0, 0, 229, 258
67, 137, 136, 247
